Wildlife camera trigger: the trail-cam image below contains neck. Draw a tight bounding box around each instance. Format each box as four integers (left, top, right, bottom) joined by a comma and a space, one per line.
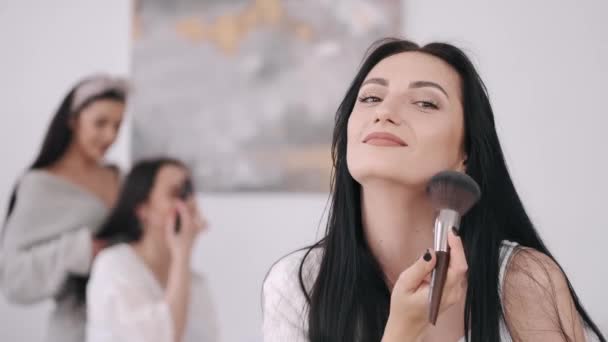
131, 235, 170, 287
361, 179, 436, 289
53, 144, 99, 172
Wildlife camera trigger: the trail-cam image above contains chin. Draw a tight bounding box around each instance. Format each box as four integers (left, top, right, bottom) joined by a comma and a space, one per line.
348, 164, 428, 190
85, 148, 106, 162
350, 167, 420, 188
358, 174, 427, 190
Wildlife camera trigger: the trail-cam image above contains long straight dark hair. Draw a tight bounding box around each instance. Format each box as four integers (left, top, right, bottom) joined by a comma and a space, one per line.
300, 39, 605, 342
4, 80, 125, 219
94, 157, 185, 244
72, 157, 186, 302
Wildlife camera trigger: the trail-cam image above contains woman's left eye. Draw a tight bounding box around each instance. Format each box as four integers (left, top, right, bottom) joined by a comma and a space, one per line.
414, 101, 439, 110
95, 119, 108, 128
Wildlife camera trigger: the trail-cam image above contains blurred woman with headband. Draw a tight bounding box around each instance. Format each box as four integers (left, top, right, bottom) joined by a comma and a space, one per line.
0, 74, 128, 342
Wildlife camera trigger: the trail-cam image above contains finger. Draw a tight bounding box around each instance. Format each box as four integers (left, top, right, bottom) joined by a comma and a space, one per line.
191, 206, 206, 230
397, 249, 437, 292
175, 201, 193, 229
423, 272, 432, 284
164, 210, 177, 241
186, 196, 198, 212
442, 276, 468, 308
443, 230, 468, 298
197, 216, 209, 232
447, 228, 467, 274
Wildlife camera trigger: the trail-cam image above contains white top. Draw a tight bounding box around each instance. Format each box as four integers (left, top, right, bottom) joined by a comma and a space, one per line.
86, 244, 219, 342
262, 241, 598, 342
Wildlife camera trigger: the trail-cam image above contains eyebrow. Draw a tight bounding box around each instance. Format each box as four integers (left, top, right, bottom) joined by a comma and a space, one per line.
409, 80, 449, 98
361, 78, 449, 99
361, 77, 388, 87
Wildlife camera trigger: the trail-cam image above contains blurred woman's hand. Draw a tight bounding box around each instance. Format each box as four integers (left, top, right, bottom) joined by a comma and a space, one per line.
165, 201, 206, 260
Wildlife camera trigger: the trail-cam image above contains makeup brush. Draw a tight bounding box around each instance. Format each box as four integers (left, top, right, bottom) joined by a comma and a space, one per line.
426, 171, 481, 325
174, 178, 194, 234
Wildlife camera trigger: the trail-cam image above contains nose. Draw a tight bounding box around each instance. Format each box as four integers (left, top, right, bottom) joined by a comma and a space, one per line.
185, 195, 197, 211
373, 96, 402, 125
102, 126, 119, 144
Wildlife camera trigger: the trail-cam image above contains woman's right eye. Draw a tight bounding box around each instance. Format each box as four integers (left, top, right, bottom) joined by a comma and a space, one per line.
358, 96, 382, 103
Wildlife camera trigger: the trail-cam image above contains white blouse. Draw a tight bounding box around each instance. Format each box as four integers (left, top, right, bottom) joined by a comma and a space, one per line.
86, 244, 219, 342
262, 241, 598, 342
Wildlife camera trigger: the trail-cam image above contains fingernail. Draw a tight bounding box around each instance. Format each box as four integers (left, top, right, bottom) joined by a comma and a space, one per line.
452, 226, 459, 236
423, 249, 432, 262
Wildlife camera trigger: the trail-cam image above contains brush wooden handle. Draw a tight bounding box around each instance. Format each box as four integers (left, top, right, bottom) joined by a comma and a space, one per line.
429, 250, 450, 325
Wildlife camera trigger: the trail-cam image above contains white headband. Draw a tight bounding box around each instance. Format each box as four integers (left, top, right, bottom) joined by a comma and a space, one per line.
71, 74, 129, 112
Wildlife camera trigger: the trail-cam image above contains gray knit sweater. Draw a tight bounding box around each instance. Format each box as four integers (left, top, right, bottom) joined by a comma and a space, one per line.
0, 170, 109, 342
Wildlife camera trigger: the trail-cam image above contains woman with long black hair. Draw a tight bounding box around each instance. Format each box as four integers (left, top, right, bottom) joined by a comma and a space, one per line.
262, 39, 606, 341
86, 158, 218, 342
0, 74, 127, 342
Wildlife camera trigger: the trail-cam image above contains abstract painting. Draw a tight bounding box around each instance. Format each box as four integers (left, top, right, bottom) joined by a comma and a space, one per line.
131, 0, 402, 192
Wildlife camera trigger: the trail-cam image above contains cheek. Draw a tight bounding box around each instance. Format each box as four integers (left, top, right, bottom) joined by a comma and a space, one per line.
345, 114, 363, 172
147, 196, 176, 221
75, 121, 101, 145
155, 198, 175, 219
345, 113, 391, 182
413, 120, 464, 172
346, 110, 369, 146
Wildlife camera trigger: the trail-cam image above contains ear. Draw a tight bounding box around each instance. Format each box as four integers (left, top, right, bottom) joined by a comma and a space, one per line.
135, 203, 148, 224
458, 154, 468, 173
68, 114, 77, 130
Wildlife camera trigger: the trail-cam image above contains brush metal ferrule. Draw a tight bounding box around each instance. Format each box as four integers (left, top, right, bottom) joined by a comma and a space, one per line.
433, 209, 460, 252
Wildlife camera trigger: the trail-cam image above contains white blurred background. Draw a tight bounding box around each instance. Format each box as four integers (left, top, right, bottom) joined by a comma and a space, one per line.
0, 1, 606, 341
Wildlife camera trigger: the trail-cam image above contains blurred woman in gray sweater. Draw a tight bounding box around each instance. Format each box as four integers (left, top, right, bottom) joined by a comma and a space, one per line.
0, 74, 128, 342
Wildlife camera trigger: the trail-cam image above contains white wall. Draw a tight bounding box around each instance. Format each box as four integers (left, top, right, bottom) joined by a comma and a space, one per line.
404, 0, 608, 331
193, 195, 326, 342
1, 1, 607, 341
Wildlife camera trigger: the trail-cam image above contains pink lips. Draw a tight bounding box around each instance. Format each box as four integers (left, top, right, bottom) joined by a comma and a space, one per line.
363, 132, 407, 147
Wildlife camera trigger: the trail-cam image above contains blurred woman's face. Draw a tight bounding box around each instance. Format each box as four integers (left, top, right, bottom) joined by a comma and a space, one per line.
71, 99, 124, 162
346, 52, 467, 190
138, 164, 197, 249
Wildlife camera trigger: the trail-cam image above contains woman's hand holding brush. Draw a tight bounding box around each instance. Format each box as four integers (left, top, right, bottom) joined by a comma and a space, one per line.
382, 229, 468, 342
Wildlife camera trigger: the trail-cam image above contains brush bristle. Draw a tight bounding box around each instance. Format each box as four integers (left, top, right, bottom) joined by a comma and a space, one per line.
426, 171, 481, 215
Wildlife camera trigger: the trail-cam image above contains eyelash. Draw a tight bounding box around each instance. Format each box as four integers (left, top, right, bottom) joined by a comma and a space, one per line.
357, 95, 439, 110
358, 95, 381, 103
414, 101, 439, 110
